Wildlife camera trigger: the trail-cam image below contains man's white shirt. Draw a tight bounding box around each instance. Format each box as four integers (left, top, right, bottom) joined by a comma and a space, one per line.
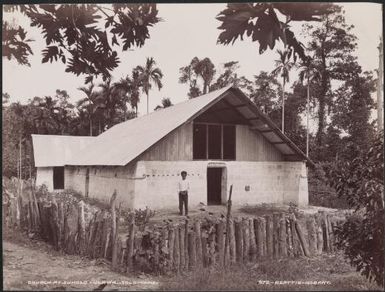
178, 179, 190, 192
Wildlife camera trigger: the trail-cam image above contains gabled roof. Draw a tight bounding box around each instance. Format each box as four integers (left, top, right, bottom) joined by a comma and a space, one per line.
67, 86, 312, 166
32, 134, 94, 167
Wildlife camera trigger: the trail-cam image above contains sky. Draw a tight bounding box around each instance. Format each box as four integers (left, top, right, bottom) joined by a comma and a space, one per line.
2, 3, 383, 117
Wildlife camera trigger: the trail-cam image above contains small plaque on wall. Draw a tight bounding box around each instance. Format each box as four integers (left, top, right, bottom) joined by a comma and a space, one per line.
245, 185, 250, 191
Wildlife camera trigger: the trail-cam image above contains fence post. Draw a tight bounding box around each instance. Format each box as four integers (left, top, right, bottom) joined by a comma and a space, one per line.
110, 191, 118, 270
306, 216, 317, 256
78, 200, 86, 255
279, 213, 287, 257
249, 218, 257, 261
223, 184, 233, 266
295, 220, 310, 257
188, 231, 196, 270
174, 225, 180, 272
272, 213, 280, 258
194, 221, 203, 267
179, 224, 186, 270
264, 215, 273, 258
126, 213, 135, 273
242, 218, 250, 262
168, 226, 175, 268
234, 218, 243, 263
216, 219, 225, 267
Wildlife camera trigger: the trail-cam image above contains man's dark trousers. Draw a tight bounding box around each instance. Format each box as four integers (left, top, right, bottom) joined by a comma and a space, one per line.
179, 191, 188, 215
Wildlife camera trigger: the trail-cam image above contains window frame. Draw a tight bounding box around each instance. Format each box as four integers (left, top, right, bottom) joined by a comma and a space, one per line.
193, 122, 236, 160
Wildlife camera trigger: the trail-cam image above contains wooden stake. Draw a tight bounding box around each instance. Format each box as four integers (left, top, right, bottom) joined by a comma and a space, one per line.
126, 213, 135, 273
273, 213, 280, 258
242, 218, 250, 262
264, 215, 273, 258
223, 184, 233, 266
306, 216, 317, 256
184, 219, 189, 268
174, 226, 180, 272
279, 213, 287, 257
295, 220, 310, 257
168, 227, 175, 267
229, 219, 236, 264
216, 220, 225, 267
110, 191, 119, 270
234, 219, 243, 263
179, 224, 185, 269
249, 218, 257, 261
194, 221, 203, 267
188, 231, 196, 270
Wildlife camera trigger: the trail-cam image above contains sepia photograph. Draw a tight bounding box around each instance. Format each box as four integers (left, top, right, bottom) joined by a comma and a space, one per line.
2, 2, 384, 291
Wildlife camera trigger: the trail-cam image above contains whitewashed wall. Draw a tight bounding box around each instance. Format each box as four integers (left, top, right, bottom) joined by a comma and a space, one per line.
63, 161, 308, 209
65, 164, 137, 208
134, 161, 309, 209
36, 167, 54, 191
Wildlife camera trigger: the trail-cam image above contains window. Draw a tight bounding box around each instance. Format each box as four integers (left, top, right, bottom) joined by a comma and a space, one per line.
208, 125, 221, 159
53, 167, 64, 190
193, 123, 236, 160
193, 124, 207, 159
223, 125, 236, 160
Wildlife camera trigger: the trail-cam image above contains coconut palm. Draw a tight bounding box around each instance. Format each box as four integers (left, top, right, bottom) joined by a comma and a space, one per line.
298, 57, 321, 157
135, 57, 163, 114
271, 49, 295, 133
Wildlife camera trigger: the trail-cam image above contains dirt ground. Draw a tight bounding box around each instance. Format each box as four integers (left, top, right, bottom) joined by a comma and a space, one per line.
3, 235, 159, 291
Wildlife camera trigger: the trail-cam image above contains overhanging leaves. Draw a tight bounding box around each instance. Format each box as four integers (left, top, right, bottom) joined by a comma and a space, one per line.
216, 3, 336, 61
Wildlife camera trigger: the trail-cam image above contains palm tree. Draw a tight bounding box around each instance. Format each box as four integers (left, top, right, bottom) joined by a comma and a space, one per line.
271, 49, 294, 133
135, 57, 163, 114
298, 57, 321, 157
97, 78, 127, 130
77, 83, 99, 136
195, 57, 216, 94
114, 70, 142, 117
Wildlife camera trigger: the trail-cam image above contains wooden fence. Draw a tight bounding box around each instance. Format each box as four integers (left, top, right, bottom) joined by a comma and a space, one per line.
3, 177, 344, 274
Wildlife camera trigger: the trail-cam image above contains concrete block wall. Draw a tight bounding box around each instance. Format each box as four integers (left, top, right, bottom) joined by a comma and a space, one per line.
134, 161, 207, 209
226, 161, 308, 206
36, 167, 54, 191
134, 160, 309, 209
61, 160, 308, 210
65, 164, 137, 208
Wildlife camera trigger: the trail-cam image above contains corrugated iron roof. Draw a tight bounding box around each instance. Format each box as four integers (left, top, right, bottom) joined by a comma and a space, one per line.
32, 86, 312, 167
32, 134, 95, 167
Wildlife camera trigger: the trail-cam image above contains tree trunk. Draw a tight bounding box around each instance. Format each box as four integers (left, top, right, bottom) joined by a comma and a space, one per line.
316, 55, 328, 149
90, 118, 93, 136
282, 79, 285, 133
146, 93, 149, 115
306, 77, 310, 157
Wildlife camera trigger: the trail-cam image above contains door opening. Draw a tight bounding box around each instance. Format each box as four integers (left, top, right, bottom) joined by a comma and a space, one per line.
207, 168, 223, 205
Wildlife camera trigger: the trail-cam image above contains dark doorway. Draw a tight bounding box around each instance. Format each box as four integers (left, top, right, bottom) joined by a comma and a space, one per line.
207, 168, 222, 205
53, 167, 64, 190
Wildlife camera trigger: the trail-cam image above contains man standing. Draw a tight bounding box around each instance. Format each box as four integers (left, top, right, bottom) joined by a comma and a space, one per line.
178, 171, 189, 216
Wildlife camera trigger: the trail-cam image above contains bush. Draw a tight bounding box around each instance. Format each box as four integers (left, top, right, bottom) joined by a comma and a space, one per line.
326, 133, 384, 287
308, 163, 349, 209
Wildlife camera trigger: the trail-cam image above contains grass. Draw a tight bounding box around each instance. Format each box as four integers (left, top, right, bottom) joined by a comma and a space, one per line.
159, 253, 382, 291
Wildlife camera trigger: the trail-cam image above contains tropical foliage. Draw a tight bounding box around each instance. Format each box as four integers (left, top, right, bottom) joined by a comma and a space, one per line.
3, 4, 160, 83
216, 3, 335, 61
135, 57, 163, 114
326, 133, 384, 287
